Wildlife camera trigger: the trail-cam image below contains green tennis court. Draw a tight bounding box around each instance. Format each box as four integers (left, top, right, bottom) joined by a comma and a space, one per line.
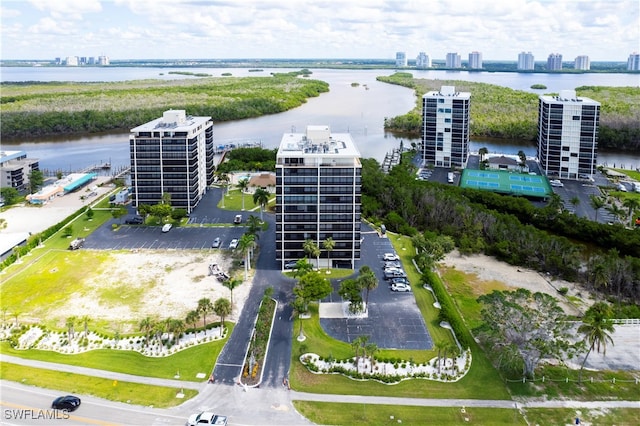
461, 169, 552, 198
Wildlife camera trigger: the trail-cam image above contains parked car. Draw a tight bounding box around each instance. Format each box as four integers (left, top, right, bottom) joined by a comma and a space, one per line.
383, 253, 399, 261
389, 277, 409, 285
384, 269, 407, 280
283, 260, 298, 269
162, 223, 172, 232
549, 179, 564, 187
228, 238, 239, 249
125, 216, 143, 225
391, 283, 412, 292
68, 238, 85, 250
52, 395, 81, 411
186, 411, 228, 426
211, 237, 221, 248
383, 261, 402, 270
233, 214, 242, 224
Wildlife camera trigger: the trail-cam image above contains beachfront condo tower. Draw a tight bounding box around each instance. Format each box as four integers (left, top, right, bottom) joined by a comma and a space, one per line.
275, 125, 361, 269
537, 90, 600, 179
421, 86, 471, 168
129, 109, 214, 213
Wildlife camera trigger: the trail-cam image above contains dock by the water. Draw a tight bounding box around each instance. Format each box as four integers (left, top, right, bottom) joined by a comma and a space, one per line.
382, 148, 402, 173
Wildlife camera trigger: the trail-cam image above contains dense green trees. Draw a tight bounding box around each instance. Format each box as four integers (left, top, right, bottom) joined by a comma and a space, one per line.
1, 75, 329, 139
361, 157, 640, 304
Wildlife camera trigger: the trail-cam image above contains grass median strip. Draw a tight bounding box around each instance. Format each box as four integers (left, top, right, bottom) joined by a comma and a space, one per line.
0, 362, 198, 408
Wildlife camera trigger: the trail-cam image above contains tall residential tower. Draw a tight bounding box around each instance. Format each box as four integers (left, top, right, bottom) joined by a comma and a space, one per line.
421, 86, 471, 168
275, 126, 361, 269
130, 110, 214, 213
537, 90, 600, 179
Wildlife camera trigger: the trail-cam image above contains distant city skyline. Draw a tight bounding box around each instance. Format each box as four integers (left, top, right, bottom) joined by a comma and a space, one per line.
0, 0, 638, 61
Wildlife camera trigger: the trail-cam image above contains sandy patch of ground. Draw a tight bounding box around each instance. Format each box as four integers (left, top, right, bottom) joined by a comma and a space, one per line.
439, 250, 591, 316
58, 250, 253, 333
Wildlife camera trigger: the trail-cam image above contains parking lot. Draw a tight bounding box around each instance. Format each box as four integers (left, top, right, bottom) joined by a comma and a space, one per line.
320, 224, 434, 350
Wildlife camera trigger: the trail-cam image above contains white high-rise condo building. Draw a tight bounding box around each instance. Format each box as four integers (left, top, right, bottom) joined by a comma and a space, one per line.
468, 51, 483, 69
574, 55, 590, 70
416, 52, 431, 69
628, 52, 640, 71
446, 52, 461, 68
518, 52, 535, 70
395, 52, 407, 67
547, 53, 563, 70
537, 90, 600, 180
275, 125, 361, 270
130, 110, 214, 213
421, 86, 471, 168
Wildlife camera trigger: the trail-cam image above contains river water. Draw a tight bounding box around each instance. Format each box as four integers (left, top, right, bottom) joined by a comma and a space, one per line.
1, 67, 638, 172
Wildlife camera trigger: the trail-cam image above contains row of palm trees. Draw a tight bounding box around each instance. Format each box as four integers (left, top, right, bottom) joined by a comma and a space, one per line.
302, 237, 335, 270
137, 296, 232, 348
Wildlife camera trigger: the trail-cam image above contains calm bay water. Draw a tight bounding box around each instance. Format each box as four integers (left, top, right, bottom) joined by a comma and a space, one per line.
1, 67, 638, 171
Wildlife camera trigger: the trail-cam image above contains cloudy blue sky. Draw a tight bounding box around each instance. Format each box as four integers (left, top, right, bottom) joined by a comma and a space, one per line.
1, 0, 638, 62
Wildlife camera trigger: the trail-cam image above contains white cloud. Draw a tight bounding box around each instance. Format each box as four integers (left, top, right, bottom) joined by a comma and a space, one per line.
0, 0, 637, 60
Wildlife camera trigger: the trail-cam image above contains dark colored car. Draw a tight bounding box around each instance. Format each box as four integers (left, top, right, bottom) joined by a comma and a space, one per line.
125, 216, 144, 225
52, 395, 81, 411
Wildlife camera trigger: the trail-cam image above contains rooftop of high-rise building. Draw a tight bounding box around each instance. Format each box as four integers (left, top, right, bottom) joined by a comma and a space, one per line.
277, 125, 361, 160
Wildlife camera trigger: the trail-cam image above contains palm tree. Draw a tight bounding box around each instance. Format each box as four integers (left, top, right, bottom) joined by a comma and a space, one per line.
478, 147, 488, 162
578, 302, 615, 384
303, 239, 320, 269
197, 298, 214, 329
65, 316, 77, 342
622, 198, 640, 227
252, 188, 270, 221
517, 150, 527, 172
290, 296, 307, 340
351, 337, 362, 373
167, 318, 185, 345
217, 172, 230, 208
237, 178, 249, 211
213, 298, 232, 337
246, 214, 262, 235
185, 310, 200, 333
365, 342, 378, 373
80, 315, 90, 338
589, 195, 605, 222
569, 196, 580, 209
357, 265, 378, 307
138, 316, 155, 347
435, 340, 448, 373
238, 233, 256, 278
322, 237, 335, 271
606, 203, 626, 223
223, 277, 242, 306
292, 258, 314, 278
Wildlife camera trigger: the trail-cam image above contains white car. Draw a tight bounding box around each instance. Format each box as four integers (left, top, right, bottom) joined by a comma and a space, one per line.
161, 223, 172, 232
228, 238, 239, 249
549, 179, 564, 187
383, 253, 399, 261
391, 283, 411, 292
186, 411, 228, 426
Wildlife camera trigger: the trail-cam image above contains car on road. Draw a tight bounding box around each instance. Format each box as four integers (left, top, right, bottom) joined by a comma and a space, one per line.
391, 282, 411, 292
228, 238, 239, 249
125, 216, 144, 225
389, 277, 409, 285
52, 395, 81, 411
186, 411, 228, 426
233, 214, 242, 224
162, 223, 173, 232
383, 253, 399, 261
211, 237, 221, 248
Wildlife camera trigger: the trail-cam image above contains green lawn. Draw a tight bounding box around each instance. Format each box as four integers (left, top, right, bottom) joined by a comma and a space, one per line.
0, 331, 231, 381
0, 362, 197, 408
293, 402, 526, 425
